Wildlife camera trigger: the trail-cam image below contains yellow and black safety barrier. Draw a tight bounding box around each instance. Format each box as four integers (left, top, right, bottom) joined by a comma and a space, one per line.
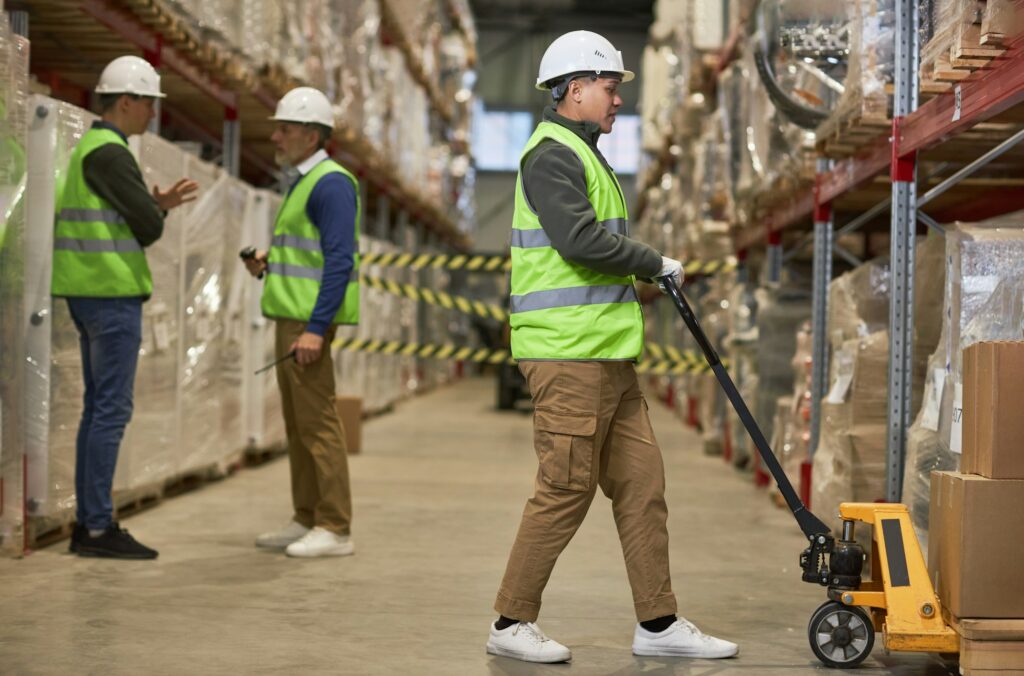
329, 334, 716, 374
361, 274, 507, 322
683, 258, 738, 277
361, 251, 510, 272
331, 335, 512, 364
360, 249, 737, 279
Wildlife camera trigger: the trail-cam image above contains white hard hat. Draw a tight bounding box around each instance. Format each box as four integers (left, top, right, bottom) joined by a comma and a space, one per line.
95, 55, 166, 98
269, 87, 335, 129
536, 30, 635, 90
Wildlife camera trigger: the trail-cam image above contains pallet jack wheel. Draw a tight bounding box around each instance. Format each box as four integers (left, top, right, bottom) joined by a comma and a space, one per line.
807, 601, 875, 668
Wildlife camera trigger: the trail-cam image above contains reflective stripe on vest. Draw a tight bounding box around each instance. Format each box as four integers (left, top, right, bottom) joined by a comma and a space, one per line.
510, 283, 635, 314
509, 121, 643, 361
510, 217, 627, 249
260, 158, 361, 325
51, 127, 154, 298
54, 237, 143, 253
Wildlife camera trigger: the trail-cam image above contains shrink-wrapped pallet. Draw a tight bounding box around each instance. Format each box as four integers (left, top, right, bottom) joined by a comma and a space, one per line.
0, 13, 29, 555
903, 220, 1024, 547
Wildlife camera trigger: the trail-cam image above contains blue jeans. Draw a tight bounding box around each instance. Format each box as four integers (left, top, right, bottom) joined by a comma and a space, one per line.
66, 297, 143, 530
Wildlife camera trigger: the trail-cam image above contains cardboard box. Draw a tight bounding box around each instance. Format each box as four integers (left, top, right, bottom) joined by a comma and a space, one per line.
928, 471, 1024, 618
334, 395, 363, 455
960, 638, 1024, 673
962, 342, 1024, 479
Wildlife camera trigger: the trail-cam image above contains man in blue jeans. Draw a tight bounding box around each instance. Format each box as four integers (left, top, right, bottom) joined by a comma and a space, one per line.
52, 56, 198, 559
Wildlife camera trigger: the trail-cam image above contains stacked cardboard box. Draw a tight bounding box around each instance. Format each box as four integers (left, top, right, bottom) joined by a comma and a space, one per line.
929, 341, 1024, 673
904, 222, 1024, 547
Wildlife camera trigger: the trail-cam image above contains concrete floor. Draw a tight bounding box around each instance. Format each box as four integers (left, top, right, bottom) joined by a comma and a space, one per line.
0, 377, 954, 675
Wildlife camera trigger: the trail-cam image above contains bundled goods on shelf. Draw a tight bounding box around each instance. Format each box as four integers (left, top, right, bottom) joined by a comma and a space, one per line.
716, 59, 756, 225
722, 278, 759, 469
722, 51, 815, 222
3, 88, 466, 554
0, 11, 28, 556
806, 234, 939, 535
154, 0, 476, 233
641, 3, 700, 153
767, 321, 813, 505
918, 0, 1021, 90
752, 282, 812, 462
814, 1, 895, 155
904, 218, 1024, 548
17, 97, 275, 545
694, 273, 735, 456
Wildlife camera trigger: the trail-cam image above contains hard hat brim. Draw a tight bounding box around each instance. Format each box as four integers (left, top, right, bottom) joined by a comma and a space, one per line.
268, 115, 335, 129
94, 87, 167, 99
535, 69, 635, 90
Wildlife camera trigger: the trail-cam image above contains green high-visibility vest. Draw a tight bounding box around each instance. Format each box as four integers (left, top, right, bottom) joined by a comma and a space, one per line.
51, 128, 153, 298
510, 121, 643, 360
261, 158, 361, 325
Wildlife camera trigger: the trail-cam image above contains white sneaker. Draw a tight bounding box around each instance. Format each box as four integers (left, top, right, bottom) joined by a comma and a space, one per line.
284, 527, 354, 558
255, 521, 309, 549
632, 617, 738, 658
486, 621, 571, 663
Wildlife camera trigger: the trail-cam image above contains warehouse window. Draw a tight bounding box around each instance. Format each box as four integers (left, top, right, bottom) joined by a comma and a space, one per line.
598, 114, 640, 175
472, 106, 534, 172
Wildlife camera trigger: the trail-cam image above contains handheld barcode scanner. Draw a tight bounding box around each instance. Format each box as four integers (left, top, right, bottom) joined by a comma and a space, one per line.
660, 278, 959, 668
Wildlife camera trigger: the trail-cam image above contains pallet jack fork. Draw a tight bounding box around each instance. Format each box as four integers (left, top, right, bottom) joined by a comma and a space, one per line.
662, 280, 959, 668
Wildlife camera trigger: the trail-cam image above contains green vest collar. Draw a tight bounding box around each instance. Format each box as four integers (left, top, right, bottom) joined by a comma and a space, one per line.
543, 106, 603, 146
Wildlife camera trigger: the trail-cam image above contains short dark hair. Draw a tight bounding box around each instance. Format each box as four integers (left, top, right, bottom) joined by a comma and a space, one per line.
98, 92, 144, 113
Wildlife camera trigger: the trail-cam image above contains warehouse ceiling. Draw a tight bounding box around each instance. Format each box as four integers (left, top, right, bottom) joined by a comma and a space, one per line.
470, 0, 653, 111
469, 0, 654, 32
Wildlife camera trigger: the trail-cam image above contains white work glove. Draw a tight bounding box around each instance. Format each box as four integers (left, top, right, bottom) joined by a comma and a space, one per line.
657, 256, 684, 292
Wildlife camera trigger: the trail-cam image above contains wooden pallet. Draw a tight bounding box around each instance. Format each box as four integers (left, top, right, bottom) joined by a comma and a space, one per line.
816, 114, 891, 159
943, 611, 1024, 674
919, 0, 1008, 94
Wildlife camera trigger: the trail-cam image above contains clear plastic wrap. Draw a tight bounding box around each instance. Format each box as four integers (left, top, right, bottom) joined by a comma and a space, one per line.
19, 97, 283, 541
23, 98, 93, 539
827, 256, 891, 349
812, 330, 889, 532
816, 0, 894, 140
0, 14, 28, 555
754, 285, 813, 449
156, 0, 476, 233
723, 278, 760, 469
812, 235, 943, 533
903, 219, 1024, 547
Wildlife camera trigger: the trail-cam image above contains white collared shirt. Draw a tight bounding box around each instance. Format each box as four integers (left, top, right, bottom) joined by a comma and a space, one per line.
295, 148, 329, 176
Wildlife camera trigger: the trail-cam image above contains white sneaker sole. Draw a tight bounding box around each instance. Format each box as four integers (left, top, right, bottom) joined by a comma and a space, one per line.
633, 645, 739, 659
486, 642, 571, 663
285, 545, 354, 558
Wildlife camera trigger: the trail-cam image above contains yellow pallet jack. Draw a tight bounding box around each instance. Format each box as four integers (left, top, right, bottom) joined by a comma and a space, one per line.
663, 281, 959, 668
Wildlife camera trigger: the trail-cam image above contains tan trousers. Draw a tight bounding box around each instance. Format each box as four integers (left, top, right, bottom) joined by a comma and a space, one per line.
275, 320, 352, 535
495, 361, 678, 623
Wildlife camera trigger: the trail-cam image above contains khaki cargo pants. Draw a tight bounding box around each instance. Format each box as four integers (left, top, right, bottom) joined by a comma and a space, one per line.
275, 320, 352, 536
495, 360, 678, 623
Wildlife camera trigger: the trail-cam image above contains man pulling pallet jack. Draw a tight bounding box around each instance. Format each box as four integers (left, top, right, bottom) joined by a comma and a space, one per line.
489, 30, 960, 670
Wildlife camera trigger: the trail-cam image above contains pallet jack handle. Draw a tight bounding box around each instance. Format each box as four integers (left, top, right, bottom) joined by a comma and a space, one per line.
660, 279, 831, 540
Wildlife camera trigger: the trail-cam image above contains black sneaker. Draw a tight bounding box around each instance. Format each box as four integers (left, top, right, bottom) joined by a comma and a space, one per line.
68, 523, 86, 553
77, 523, 158, 560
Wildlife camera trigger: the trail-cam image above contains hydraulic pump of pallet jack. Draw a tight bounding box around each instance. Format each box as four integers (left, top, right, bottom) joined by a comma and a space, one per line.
239, 245, 265, 279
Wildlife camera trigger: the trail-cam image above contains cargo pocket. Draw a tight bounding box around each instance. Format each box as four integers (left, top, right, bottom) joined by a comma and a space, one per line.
533, 407, 598, 492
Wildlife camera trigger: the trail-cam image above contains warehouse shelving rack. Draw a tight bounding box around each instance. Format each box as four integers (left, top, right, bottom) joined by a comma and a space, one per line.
9, 0, 473, 252
636, 0, 1024, 503
769, 1, 1024, 503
